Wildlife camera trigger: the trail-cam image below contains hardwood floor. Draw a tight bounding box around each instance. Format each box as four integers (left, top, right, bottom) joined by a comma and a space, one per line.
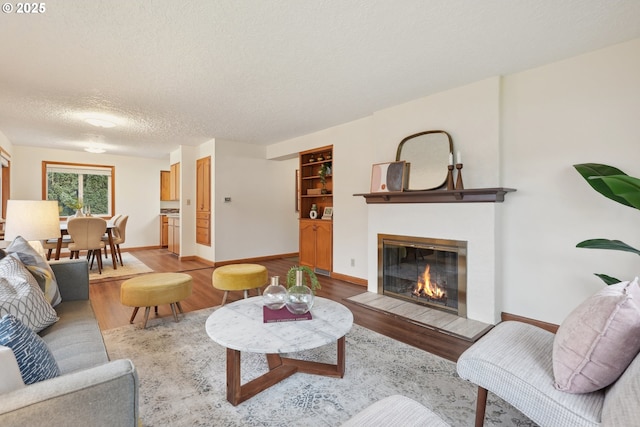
89, 248, 474, 362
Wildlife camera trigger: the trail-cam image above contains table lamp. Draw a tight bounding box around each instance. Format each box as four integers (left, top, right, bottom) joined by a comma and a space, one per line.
4, 200, 61, 257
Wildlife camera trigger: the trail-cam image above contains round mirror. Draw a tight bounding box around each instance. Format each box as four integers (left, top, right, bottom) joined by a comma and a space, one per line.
396, 130, 453, 190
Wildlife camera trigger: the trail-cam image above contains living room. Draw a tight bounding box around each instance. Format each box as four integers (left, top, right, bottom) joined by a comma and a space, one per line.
1, 2, 639, 425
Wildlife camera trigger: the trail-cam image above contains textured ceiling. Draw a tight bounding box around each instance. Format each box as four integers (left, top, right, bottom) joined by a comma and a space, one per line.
1, 0, 640, 159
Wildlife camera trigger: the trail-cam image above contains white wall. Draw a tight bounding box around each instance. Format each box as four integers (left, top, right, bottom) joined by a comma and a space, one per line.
214, 139, 299, 262
267, 38, 640, 325
501, 38, 640, 323
10, 146, 167, 248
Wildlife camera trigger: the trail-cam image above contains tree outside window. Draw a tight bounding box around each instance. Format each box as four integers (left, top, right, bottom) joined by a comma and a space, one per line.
43, 161, 115, 217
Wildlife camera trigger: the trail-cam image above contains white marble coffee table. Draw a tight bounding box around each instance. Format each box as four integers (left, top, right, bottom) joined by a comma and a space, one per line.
205, 296, 353, 405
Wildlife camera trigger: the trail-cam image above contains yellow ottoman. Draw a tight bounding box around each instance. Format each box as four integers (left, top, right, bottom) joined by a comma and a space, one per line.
212, 264, 268, 306
120, 273, 193, 328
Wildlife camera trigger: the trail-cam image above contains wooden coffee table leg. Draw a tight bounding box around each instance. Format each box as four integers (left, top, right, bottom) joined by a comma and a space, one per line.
279, 336, 346, 378
225, 348, 297, 406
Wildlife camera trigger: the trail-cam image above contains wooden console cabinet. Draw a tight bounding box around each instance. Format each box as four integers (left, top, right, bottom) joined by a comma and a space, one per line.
299, 145, 333, 273
167, 216, 180, 255
160, 215, 168, 247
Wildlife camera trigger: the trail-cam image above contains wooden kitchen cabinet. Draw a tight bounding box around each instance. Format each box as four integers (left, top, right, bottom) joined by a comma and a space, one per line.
160, 171, 171, 201
169, 162, 180, 201
160, 215, 168, 247
196, 156, 211, 245
299, 219, 332, 274
167, 216, 180, 255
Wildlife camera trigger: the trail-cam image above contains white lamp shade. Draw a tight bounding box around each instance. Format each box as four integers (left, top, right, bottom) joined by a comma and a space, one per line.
5, 200, 61, 241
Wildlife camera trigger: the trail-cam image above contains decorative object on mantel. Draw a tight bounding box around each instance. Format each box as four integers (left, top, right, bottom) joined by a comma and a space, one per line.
354, 187, 516, 204
370, 161, 409, 193
446, 163, 455, 190
396, 130, 453, 191
574, 163, 640, 285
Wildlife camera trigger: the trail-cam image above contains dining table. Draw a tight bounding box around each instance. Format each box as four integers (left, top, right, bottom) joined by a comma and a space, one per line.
54, 220, 118, 269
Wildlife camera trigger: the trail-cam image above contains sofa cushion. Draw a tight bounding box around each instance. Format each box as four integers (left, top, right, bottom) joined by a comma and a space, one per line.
0, 314, 60, 385
39, 300, 109, 374
0, 256, 58, 333
7, 236, 62, 307
553, 277, 640, 393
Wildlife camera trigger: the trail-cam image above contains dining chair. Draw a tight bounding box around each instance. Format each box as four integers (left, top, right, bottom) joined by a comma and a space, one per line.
42, 236, 72, 260
111, 215, 128, 266
67, 217, 107, 274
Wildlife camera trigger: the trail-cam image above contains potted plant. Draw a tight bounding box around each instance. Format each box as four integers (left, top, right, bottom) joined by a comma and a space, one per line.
285, 265, 321, 314
574, 163, 640, 284
286, 265, 321, 293
65, 197, 84, 217
318, 163, 331, 194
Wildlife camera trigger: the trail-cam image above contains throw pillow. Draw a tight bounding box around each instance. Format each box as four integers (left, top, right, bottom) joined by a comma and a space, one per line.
0, 314, 60, 385
0, 256, 59, 333
7, 235, 62, 306
553, 277, 640, 393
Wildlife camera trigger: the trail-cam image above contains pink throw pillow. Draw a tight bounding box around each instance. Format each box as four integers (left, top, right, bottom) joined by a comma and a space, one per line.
553, 277, 640, 393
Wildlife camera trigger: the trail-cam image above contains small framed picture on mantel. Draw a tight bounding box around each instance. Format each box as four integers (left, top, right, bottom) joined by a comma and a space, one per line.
322, 207, 333, 220
370, 161, 409, 193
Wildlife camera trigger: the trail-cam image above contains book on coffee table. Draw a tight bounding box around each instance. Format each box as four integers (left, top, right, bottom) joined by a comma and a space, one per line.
263, 306, 312, 323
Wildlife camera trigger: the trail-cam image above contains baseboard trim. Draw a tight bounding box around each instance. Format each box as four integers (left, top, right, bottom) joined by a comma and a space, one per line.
501, 312, 559, 333
330, 272, 367, 287
212, 252, 299, 268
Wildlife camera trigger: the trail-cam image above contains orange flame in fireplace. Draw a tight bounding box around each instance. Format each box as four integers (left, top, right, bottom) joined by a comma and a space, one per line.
413, 264, 446, 300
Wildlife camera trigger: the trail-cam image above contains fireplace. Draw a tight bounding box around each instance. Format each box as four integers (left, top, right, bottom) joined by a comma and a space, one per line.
378, 234, 467, 317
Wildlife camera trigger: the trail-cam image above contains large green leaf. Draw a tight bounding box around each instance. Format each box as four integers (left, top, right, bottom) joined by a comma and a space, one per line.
594, 273, 622, 285
576, 238, 640, 255
597, 175, 640, 210
573, 163, 631, 207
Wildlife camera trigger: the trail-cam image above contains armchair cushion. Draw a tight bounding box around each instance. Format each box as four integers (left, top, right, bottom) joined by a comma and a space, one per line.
0, 314, 60, 385
553, 277, 640, 393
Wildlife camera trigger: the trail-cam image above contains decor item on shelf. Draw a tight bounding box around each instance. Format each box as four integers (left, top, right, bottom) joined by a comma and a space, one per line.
319, 162, 331, 194
455, 163, 464, 190
370, 161, 409, 193
317, 153, 324, 161
310, 204, 318, 219
262, 276, 287, 310
322, 206, 333, 220
574, 163, 640, 285
446, 160, 455, 191
396, 130, 453, 190
285, 268, 316, 314
308, 154, 315, 163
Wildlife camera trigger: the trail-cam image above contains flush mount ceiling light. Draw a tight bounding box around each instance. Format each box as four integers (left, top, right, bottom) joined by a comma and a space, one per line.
84, 147, 106, 154
72, 111, 126, 128
84, 117, 117, 128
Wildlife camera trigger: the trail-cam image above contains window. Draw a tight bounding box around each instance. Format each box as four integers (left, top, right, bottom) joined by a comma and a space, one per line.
42, 161, 115, 217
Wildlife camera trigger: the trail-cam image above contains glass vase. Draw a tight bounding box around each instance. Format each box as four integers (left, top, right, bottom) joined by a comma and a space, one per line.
263, 276, 287, 310
285, 270, 314, 314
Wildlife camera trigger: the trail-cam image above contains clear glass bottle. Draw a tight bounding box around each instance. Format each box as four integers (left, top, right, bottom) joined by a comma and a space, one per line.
286, 270, 314, 314
263, 276, 287, 310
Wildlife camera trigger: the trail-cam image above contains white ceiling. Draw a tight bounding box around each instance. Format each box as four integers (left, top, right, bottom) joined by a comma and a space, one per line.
1, 1, 640, 159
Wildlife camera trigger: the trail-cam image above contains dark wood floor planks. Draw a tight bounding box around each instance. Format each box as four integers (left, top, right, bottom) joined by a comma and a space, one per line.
89, 249, 473, 361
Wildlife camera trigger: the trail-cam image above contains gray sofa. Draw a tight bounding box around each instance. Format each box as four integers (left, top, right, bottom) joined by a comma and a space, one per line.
0, 259, 139, 427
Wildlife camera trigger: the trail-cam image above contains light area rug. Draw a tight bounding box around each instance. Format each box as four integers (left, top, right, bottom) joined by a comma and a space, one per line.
89, 252, 153, 281
102, 307, 537, 427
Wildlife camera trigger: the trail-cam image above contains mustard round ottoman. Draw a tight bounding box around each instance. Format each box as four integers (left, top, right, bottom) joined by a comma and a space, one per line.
120, 273, 193, 328
212, 264, 268, 306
